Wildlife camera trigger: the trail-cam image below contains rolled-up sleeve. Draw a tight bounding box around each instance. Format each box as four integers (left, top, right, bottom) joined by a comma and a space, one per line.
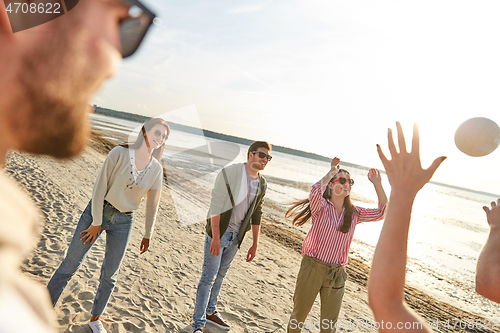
355, 203, 387, 224
309, 182, 327, 216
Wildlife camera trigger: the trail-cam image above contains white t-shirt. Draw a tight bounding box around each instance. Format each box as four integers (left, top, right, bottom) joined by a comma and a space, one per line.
226, 165, 259, 232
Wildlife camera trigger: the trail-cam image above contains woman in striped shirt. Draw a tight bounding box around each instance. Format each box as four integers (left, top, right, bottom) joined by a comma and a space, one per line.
286, 157, 388, 333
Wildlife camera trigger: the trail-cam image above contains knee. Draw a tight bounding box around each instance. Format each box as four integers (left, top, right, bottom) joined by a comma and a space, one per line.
100, 269, 120, 285
199, 275, 216, 286
55, 259, 80, 277
215, 269, 229, 281
198, 272, 217, 286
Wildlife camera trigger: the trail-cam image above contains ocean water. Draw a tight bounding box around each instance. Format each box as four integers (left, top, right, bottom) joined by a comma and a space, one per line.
91, 113, 499, 319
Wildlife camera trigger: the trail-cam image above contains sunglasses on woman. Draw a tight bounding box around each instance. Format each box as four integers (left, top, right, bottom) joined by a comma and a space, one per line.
154, 129, 168, 141
252, 151, 273, 161
331, 177, 354, 186
120, 0, 157, 58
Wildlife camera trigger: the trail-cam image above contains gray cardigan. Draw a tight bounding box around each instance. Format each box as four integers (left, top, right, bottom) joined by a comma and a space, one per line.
205, 163, 267, 248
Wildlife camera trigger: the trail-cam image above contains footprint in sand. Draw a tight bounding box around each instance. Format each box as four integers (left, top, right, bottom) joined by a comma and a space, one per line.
49, 241, 62, 251
71, 302, 84, 313
123, 317, 147, 331
77, 291, 94, 301
81, 300, 93, 312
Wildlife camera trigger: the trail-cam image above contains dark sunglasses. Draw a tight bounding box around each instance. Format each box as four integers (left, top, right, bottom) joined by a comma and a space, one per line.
154, 129, 168, 141
331, 177, 354, 186
119, 0, 157, 58
252, 151, 272, 161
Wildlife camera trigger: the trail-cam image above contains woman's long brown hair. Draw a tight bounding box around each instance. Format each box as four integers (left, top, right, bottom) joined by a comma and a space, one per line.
119, 118, 170, 161
285, 169, 356, 233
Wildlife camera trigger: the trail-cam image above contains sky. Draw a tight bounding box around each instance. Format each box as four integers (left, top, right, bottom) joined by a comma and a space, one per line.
94, 0, 500, 195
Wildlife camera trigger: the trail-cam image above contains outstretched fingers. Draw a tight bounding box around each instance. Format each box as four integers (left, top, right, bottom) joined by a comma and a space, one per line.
376, 144, 390, 170
484, 200, 497, 214
378, 122, 446, 193
396, 121, 408, 154
483, 199, 500, 226
411, 123, 420, 156
424, 156, 447, 181
387, 128, 397, 157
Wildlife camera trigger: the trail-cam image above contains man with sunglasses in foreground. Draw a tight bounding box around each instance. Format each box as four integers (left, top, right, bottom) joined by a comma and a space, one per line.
0, 0, 156, 332
192, 141, 272, 332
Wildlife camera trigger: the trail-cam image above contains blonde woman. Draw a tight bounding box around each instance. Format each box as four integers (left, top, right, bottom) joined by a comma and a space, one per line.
47, 118, 169, 333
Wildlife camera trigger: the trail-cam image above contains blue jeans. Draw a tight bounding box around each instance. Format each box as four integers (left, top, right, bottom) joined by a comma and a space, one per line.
47, 200, 134, 316
192, 232, 239, 330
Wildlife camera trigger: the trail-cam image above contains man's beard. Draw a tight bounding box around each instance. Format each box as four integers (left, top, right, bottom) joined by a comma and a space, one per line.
249, 160, 264, 171
11, 90, 91, 159
10, 24, 95, 159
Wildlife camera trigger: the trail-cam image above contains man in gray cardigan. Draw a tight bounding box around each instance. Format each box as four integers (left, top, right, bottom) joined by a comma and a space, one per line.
192, 141, 272, 333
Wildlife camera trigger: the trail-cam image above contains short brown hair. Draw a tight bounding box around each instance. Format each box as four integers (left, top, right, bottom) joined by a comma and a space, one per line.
247, 141, 272, 160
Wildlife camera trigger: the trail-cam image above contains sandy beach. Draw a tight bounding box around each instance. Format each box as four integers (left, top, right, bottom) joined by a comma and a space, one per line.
5, 131, 491, 333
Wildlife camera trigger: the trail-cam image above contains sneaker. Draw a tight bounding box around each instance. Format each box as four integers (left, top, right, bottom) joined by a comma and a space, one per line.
89, 320, 107, 333
206, 311, 231, 330
192, 329, 203, 333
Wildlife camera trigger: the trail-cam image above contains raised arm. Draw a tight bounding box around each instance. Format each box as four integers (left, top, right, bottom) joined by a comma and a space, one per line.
368, 168, 388, 205
319, 157, 340, 187
476, 198, 500, 302
368, 122, 446, 332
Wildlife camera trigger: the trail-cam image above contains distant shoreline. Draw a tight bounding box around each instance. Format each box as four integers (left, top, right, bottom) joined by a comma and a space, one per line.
93, 105, 500, 198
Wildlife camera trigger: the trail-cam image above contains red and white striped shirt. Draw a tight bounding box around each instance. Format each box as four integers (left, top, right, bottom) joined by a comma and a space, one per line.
302, 182, 386, 266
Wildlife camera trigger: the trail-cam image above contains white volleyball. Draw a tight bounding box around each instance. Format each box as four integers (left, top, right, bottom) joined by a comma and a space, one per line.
454, 117, 500, 157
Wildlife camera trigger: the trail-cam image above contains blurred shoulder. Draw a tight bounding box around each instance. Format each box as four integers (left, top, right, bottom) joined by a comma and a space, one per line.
224, 163, 243, 172
110, 145, 128, 155
221, 163, 244, 177
151, 157, 163, 174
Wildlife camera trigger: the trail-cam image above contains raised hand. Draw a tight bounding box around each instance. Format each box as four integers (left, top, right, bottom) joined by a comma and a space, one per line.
368, 168, 382, 184
376, 122, 446, 196
483, 199, 500, 228
321, 157, 342, 187
331, 157, 340, 171
477, 198, 500, 303
368, 122, 445, 332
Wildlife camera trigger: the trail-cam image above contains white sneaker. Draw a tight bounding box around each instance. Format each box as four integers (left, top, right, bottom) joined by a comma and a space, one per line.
89, 320, 107, 333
